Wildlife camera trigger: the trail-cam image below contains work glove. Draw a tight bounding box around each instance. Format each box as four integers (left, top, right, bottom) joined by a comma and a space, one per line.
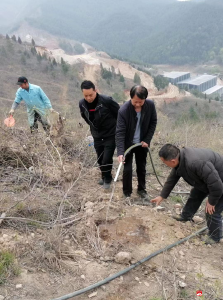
9, 109, 14, 116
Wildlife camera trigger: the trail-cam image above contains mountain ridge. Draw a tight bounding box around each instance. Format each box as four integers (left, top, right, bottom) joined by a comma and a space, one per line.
1, 0, 222, 65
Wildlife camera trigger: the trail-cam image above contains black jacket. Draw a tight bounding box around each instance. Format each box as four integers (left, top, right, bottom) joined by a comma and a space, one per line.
161, 147, 223, 205
79, 94, 119, 140
116, 99, 157, 156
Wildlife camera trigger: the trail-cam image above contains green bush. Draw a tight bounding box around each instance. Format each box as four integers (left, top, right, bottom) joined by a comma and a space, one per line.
0, 251, 20, 284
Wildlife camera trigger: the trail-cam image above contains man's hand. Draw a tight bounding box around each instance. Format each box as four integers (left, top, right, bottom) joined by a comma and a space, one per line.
9, 109, 14, 116
118, 155, 125, 163
150, 196, 164, 206
141, 141, 149, 148
205, 199, 215, 215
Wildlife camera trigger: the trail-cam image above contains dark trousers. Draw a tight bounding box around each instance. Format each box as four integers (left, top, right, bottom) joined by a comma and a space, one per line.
182, 188, 223, 241
123, 146, 148, 195
94, 137, 116, 183
31, 112, 50, 133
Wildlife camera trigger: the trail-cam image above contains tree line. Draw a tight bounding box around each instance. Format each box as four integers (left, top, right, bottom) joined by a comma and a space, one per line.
25, 0, 223, 65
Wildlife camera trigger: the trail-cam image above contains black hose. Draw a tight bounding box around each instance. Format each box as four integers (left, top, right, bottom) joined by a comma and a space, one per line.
124, 143, 189, 194
50, 226, 207, 300
147, 148, 190, 195
48, 144, 201, 300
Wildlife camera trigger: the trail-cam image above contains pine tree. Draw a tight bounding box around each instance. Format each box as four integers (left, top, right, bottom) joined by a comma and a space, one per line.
32, 38, 35, 46
18, 37, 22, 44
62, 62, 69, 74
154, 75, 169, 91
24, 50, 30, 59
133, 73, 141, 84
111, 65, 116, 78
6, 34, 10, 40
11, 35, 17, 42
52, 58, 57, 66
37, 53, 42, 63
31, 47, 37, 55
119, 75, 125, 82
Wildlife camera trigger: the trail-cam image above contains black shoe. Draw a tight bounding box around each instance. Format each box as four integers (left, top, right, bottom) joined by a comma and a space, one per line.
98, 179, 104, 185
137, 190, 148, 200
123, 193, 131, 198
172, 215, 192, 222
103, 182, 111, 189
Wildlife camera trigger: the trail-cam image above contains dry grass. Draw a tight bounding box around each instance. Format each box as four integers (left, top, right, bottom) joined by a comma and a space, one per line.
0, 93, 223, 299
86, 222, 107, 258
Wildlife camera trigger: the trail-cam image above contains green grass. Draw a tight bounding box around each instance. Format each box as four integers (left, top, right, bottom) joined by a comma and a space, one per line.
170, 195, 182, 203
0, 251, 20, 284
179, 289, 189, 298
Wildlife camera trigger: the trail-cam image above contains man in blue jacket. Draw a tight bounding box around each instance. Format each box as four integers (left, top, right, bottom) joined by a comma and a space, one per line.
9, 76, 53, 133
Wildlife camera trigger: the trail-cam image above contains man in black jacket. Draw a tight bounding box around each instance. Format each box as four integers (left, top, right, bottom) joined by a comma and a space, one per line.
151, 144, 223, 244
116, 85, 157, 199
79, 80, 119, 189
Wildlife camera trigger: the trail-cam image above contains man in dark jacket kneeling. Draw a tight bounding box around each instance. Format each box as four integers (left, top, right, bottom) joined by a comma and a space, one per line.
116, 85, 157, 199
151, 144, 223, 244
79, 80, 119, 189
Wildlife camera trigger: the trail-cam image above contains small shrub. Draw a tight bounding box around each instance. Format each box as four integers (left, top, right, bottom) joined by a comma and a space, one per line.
0, 251, 19, 284
170, 195, 182, 203
179, 289, 189, 298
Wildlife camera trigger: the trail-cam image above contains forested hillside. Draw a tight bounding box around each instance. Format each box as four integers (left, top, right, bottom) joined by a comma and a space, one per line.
20, 0, 223, 65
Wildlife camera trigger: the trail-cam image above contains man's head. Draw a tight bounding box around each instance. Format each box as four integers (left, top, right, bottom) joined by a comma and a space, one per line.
81, 80, 97, 103
17, 76, 29, 89
159, 144, 180, 168
130, 85, 148, 111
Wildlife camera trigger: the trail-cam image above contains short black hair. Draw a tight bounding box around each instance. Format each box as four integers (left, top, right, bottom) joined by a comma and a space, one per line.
81, 80, 95, 90
159, 144, 180, 160
130, 85, 148, 100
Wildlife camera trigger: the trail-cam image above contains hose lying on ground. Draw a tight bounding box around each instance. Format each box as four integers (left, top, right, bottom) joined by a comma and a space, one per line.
50, 225, 207, 300
50, 143, 193, 300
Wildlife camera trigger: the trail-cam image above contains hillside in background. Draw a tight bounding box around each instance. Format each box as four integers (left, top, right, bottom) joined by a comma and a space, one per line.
13, 0, 223, 65
0, 35, 137, 128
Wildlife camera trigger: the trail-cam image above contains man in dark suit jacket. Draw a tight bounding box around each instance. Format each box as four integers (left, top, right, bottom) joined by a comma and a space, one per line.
79, 80, 119, 189
151, 143, 223, 244
116, 85, 157, 199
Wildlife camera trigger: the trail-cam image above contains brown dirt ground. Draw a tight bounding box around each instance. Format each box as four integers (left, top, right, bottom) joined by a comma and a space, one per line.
0, 125, 222, 300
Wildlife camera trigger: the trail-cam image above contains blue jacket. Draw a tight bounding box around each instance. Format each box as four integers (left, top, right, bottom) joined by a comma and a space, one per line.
14, 83, 52, 126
